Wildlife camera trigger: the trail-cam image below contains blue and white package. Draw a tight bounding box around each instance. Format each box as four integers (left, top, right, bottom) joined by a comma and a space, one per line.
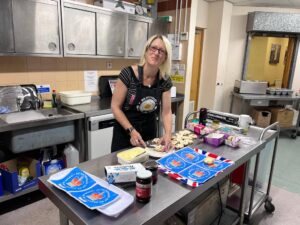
178, 165, 217, 183
175, 147, 206, 163
157, 154, 192, 173
50, 167, 96, 192
197, 160, 232, 173
69, 184, 119, 209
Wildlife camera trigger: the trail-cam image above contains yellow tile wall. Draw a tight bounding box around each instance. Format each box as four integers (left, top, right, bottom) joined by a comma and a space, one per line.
0, 56, 138, 98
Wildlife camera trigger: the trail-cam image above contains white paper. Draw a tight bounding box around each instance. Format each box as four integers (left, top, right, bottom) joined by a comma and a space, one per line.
84, 71, 98, 92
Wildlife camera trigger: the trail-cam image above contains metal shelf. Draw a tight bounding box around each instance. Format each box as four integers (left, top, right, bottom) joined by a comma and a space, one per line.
0, 185, 39, 203
227, 185, 267, 219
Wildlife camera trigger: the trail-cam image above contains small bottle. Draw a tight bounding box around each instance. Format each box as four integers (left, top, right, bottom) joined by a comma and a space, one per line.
199, 108, 207, 126
144, 160, 158, 185
41, 149, 51, 175
52, 89, 57, 108
63, 144, 79, 168
136, 170, 152, 203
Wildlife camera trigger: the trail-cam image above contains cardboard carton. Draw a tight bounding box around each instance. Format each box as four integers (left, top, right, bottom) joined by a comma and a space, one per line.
0, 158, 41, 194
251, 108, 271, 128
270, 107, 294, 127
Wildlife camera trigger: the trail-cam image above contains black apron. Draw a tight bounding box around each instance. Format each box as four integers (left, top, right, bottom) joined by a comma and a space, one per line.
111, 66, 162, 152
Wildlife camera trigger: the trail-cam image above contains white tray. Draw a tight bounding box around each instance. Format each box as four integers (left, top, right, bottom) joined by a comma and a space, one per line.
48, 168, 134, 217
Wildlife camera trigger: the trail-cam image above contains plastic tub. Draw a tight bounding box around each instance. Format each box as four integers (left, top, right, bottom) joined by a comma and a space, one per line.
59, 91, 92, 105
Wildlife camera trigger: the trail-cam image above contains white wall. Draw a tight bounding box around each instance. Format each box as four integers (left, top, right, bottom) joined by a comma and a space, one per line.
213, 1, 233, 111
223, 6, 300, 112
194, 3, 300, 113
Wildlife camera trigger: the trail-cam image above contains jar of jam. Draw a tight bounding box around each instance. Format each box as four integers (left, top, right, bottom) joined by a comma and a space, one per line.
136, 170, 152, 203
144, 160, 158, 185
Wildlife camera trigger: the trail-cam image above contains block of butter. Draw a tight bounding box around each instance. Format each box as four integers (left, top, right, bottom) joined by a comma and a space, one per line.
117, 147, 149, 164
105, 163, 145, 184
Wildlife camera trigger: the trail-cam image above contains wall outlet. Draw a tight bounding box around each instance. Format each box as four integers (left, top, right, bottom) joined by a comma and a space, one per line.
106, 61, 112, 69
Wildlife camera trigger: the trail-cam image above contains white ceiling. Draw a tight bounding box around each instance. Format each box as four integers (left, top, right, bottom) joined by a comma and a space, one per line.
204, 0, 300, 9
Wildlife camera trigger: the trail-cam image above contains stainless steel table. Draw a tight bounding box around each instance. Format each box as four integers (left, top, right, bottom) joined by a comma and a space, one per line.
230, 92, 300, 137
38, 126, 276, 225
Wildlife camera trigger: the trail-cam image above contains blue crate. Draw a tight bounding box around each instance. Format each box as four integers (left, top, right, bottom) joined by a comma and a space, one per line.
0, 158, 41, 194
0, 172, 3, 196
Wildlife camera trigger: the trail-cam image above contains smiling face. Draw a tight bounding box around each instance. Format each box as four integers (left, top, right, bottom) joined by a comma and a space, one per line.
145, 37, 167, 68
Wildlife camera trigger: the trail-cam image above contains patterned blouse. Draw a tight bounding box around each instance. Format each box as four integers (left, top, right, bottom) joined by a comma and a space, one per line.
119, 66, 173, 111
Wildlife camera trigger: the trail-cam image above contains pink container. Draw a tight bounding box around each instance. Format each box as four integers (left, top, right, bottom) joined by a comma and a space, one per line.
204, 133, 225, 147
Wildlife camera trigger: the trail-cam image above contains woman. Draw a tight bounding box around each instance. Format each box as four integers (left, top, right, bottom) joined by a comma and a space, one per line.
111, 34, 173, 152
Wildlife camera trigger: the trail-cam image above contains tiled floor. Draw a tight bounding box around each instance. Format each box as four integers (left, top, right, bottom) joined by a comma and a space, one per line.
272, 133, 300, 194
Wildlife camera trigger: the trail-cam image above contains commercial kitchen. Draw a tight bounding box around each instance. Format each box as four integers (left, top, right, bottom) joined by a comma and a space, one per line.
1, 0, 300, 225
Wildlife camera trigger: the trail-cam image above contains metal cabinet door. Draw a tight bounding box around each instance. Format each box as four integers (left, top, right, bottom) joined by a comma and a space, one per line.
12, 0, 60, 55
97, 12, 126, 57
149, 18, 168, 37
64, 7, 96, 55
0, 0, 14, 53
128, 20, 148, 57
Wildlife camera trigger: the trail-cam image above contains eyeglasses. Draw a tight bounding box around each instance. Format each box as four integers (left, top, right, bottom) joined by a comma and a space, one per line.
148, 46, 166, 56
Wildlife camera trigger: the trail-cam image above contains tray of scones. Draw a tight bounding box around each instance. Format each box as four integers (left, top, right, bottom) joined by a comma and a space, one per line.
145, 130, 198, 158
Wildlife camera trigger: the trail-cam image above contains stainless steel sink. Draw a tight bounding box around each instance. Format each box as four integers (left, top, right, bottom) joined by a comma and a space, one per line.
0, 108, 71, 124
0, 108, 84, 153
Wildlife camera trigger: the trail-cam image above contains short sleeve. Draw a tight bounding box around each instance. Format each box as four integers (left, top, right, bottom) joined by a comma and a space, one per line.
160, 77, 173, 92
118, 67, 132, 88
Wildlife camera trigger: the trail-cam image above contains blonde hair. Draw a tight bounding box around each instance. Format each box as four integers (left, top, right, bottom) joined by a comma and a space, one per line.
139, 34, 172, 80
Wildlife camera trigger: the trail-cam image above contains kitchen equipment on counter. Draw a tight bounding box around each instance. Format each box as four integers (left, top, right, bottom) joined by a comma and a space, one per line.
99, 75, 118, 98
59, 91, 92, 105
267, 88, 294, 96
20, 84, 41, 111
234, 80, 267, 95
0, 85, 23, 114
88, 113, 115, 160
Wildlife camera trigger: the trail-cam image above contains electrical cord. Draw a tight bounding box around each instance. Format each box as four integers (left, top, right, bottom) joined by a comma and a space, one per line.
217, 182, 223, 225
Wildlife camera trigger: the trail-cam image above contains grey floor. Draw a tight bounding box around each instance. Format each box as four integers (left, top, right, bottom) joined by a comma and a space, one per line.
0, 133, 299, 225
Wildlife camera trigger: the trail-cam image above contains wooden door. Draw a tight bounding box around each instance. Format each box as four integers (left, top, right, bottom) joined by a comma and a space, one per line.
190, 28, 204, 111
282, 37, 295, 88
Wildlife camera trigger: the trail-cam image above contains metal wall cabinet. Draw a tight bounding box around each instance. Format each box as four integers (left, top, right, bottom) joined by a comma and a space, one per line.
63, 7, 96, 56
12, 0, 61, 55
97, 11, 126, 57
149, 17, 168, 37
0, 0, 14, 53
127, 15, 151, 58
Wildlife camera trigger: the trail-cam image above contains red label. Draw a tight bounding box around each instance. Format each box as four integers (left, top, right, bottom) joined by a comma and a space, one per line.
136, 182, 151, 198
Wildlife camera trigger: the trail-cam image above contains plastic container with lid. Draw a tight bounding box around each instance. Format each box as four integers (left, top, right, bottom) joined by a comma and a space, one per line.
59, 91, 92, 105
136, 170, 152, 203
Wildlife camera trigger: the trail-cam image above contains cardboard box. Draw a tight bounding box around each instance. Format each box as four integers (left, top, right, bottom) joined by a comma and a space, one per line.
270, 107, 294, 127
0, 158, 41, 194
179, 179, 229, 225
251, 108, 271, 128
105, 163, 145, 184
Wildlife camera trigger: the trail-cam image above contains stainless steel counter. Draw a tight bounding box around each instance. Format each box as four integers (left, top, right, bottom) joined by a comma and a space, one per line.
0, 107, 84, 133
38, 126, 276, 225
230, 92, 300, 137
231, 92, 300, 101
65, 94, 185, 118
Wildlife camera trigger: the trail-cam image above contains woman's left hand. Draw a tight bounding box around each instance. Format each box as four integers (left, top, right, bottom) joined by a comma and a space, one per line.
160, 134, 173, 152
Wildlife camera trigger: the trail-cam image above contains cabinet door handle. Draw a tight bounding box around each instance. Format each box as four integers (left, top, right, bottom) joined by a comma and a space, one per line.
48, 42, 57, 51
68, 43, 76, 51
129, 47, 134, 55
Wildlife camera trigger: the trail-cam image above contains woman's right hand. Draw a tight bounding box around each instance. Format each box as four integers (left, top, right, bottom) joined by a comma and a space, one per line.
130, 129, 146, 148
